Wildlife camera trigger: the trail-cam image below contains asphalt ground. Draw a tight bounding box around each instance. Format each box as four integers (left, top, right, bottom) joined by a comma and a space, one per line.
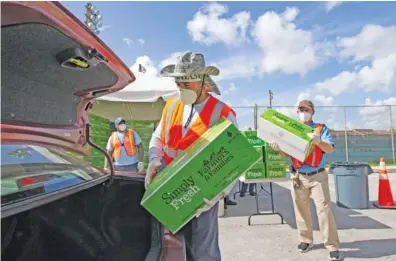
219, 172, 396, 261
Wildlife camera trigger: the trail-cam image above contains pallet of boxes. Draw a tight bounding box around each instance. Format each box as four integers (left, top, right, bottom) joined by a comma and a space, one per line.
239, 130, 288, 183
140, 118, 262, 234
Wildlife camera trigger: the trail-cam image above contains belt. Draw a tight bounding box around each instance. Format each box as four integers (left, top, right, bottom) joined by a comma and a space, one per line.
293, 168, 325, 176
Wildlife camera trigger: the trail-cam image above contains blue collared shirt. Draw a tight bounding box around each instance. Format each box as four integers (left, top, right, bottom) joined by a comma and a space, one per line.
106, 130, 142, 166
288, 121, 335, 172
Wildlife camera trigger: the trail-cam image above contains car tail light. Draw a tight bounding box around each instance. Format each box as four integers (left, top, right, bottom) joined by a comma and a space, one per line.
17, 174, 56, 187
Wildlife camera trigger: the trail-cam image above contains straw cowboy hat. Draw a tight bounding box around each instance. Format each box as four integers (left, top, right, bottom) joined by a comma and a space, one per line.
160, 52, 221, 95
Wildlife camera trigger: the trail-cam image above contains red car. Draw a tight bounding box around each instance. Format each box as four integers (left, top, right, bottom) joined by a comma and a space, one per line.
1, 2, 185, 261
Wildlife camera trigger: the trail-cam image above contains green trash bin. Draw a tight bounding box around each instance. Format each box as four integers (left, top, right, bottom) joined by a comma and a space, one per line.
329, 162, 373, 209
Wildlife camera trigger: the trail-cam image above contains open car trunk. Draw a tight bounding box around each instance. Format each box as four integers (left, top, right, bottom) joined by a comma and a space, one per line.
1, 176, 162, 261
1, 1, 135, 155
1, 2, 184, 261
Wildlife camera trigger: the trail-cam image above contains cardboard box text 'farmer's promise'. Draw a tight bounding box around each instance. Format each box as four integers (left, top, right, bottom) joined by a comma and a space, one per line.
141, 119, 261, 233
257, 109, 315, 162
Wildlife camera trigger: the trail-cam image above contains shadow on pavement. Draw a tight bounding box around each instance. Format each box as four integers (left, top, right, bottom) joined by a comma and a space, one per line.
224, 182, 390, 230
342, 239, 396, 259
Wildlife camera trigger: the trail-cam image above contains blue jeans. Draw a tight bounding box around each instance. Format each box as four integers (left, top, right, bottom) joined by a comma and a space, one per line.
114, 163, 138, 172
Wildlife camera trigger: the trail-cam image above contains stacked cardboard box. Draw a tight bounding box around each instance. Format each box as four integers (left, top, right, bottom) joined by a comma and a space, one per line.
264, 142, 287, 179
141, 119, 261, 233
240, 131, 266, 182
240, 129, 289, 182
241, 130, 265, 147
239, 134, 288, 182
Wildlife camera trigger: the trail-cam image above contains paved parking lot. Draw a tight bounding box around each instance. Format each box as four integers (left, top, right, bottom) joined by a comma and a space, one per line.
219, 172, 396, 261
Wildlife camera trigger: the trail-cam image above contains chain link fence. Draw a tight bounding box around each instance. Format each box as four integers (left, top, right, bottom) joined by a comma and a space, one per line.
234, 105, 396, 164
84, 105, 395, 168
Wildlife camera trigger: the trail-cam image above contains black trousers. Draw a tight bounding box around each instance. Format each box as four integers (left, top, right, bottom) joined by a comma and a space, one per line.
240, 182, 255, 194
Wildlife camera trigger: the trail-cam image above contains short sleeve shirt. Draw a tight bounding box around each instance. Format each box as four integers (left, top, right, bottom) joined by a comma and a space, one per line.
288, 121, 335, 172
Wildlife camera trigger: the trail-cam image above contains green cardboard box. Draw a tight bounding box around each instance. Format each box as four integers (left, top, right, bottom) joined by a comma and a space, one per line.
255, 146, 264, 161
242, 130, 265, 147
266, 162, 287, 179
141, 119, 261, 233
239, 162, 266, 183
264, 143, 287, 163
258, 109, 315, 162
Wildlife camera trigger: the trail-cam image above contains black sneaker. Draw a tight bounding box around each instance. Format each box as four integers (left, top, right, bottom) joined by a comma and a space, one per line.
329, 251, 343, 261
224, 196, 237, 206
298, 242, 313, 253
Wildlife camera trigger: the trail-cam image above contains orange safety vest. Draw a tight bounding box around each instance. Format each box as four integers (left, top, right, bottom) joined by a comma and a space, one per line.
111, 129, 136, 160
160, 95, 236, 166
291, 123, 324, 169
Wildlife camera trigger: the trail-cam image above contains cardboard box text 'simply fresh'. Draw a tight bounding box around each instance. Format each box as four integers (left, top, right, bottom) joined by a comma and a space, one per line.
141, 119, 261, 233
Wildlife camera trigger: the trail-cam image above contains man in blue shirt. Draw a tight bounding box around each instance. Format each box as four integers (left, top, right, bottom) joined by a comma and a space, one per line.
104, 117, 144, 172
269, 100, 342, 261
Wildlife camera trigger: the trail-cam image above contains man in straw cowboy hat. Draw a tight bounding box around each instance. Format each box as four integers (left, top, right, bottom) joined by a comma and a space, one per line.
145, 52, 237, 261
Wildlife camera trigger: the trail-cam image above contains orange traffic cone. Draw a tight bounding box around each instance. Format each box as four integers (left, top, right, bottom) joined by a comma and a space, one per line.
373, 158, 396, 209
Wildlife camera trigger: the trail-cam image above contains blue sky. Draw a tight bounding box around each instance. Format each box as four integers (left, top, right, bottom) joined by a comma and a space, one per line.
62, 1, 396, 130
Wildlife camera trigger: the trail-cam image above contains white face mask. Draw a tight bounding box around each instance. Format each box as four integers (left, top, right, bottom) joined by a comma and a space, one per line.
118, 124, 127, 132
179, 88, 197, 105
298, 112, 311, 122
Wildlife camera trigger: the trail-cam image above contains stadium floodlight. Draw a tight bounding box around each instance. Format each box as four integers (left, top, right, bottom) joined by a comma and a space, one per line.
85, 2, 103, 35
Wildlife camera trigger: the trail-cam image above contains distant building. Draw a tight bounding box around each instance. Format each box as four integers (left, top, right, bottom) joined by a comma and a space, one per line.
330, 129, 392, 137
327, 129, 394, 163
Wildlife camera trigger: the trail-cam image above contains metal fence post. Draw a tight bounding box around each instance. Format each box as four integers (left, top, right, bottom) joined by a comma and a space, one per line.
343, 107, 349, 162
389, 105, 395, 164
254, 104, 258, 130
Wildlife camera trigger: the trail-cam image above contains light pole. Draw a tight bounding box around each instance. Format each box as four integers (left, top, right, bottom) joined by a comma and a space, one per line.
269, 90, 274, 108
85, 2, 103, 35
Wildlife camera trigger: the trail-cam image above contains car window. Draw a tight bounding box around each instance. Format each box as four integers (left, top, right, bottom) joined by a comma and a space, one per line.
1, 144, 106, 205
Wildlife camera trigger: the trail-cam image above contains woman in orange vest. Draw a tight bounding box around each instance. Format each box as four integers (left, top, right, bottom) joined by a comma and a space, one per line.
104, 117, 145, 172
269, 100, 342, 261
145, 52, 237, 261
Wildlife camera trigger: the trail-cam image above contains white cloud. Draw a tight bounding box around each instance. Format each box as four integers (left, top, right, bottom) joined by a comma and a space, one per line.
360, 97, 396, 116
229, 82, 237, 92
122, 38, 133, 48
211, 54, 261, 81
314, 94, 334, 106
121, 55, 177, 93
325, 1, 342, 12
222, 82, 238, 95
358, 97, 396, 129
316, 25, 396, 96
100, 24, 112, 32
158, 51, 187, 71
339, 25, 396, 61
251, 7, 318, 76
186, 2, 251, 46
123, 38, 145, 48
137, 38, 145, 46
